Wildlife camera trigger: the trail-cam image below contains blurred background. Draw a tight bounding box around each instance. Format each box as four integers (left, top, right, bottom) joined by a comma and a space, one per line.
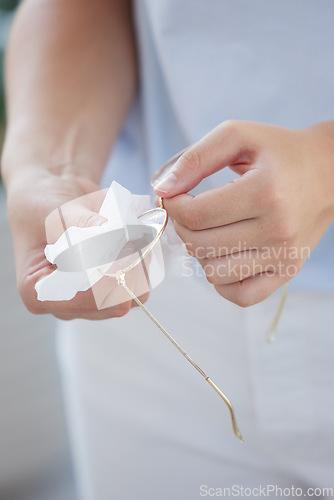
0, 2, 77, 499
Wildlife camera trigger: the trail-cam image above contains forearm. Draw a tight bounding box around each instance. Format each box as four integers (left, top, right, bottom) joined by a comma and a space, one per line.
1, 0, 137, 188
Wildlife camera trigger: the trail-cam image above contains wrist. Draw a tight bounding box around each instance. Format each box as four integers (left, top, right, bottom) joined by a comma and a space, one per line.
1, 120, 105, 190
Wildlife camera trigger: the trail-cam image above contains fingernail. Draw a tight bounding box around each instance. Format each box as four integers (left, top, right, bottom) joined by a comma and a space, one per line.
153, 172, 177, 194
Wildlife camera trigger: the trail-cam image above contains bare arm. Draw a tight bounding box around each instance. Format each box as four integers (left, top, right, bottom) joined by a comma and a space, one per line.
2, 0, 136, 185
0, 0, 143, 318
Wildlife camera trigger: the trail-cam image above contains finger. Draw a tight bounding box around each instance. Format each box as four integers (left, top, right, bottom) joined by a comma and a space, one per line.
46, 207, 108, 243
52, 300, 133, 320
199, 250, 280, 286
131, 292, 150, 308
153, 120, 255, 197
214, 273, 288, 308
173, 218, 263, 258
163, 170, 262, 230
52, 286, 150, 320
45, 192, 108, 243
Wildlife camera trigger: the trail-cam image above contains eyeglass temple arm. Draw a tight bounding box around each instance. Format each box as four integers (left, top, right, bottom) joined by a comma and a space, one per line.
116, 271, 244, 443
267, 283, 289, 343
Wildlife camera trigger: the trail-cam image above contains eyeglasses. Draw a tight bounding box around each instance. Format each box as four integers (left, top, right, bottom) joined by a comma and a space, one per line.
95, 199, 244, 444
54, 150, 288, 443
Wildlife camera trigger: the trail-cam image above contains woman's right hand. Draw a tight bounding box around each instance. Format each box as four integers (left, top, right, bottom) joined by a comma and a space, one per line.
6, 168, 148, 320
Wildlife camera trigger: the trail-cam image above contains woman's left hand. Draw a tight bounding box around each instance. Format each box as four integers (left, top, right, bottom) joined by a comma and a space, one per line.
154, 120, 334, 307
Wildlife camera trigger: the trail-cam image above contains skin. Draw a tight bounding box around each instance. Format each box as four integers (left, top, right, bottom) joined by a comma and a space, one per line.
2, 1, 334, 317
154, 120, 334, 307
1, 0, 146, 319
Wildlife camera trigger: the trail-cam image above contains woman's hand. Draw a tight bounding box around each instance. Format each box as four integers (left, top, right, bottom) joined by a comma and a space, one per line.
154, 120, 334, 307
6, 168, 148, 319
1, 0, 140, 319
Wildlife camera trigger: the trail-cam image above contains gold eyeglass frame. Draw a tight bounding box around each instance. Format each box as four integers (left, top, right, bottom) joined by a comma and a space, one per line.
101, 195, 244, 443
100, 149, 289, 443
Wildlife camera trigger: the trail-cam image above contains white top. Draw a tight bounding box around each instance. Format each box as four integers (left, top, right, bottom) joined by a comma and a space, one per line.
103, 0, 334, 291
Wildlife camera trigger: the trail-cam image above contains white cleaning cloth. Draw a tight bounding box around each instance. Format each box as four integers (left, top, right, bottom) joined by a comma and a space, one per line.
35, 181, 189, 302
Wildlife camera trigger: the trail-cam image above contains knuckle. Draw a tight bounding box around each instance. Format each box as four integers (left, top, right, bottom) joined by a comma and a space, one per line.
283, 257, 303, 277
25, 302, 43, 315
77, 212, 104, 228
178, 149, 201, 175
182, 205, 203, 230
138, 292, 149, 304
205, 269, 216, 285
53, 313, 72, 321
215, 282, 255, 308
220, 119, 241, 137
114, 300, 132, 317
267, 187, 285, 212
272, 218, 297, 244
233, 293, 254, 308
203, 262, 219, 284
185, 242, 207, 259
206, 274, 217, 285
18, 279, 43, 315
257, 182, 285, 212
184, 241, 196, 257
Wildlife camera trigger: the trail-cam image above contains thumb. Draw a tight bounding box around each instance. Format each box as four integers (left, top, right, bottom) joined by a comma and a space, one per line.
65, 205, 108, 229
46, 203, 108, 244
153, 121, 251, 198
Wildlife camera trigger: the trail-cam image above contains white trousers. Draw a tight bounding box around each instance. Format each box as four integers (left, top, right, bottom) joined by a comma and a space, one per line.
57, 277, 334, 500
